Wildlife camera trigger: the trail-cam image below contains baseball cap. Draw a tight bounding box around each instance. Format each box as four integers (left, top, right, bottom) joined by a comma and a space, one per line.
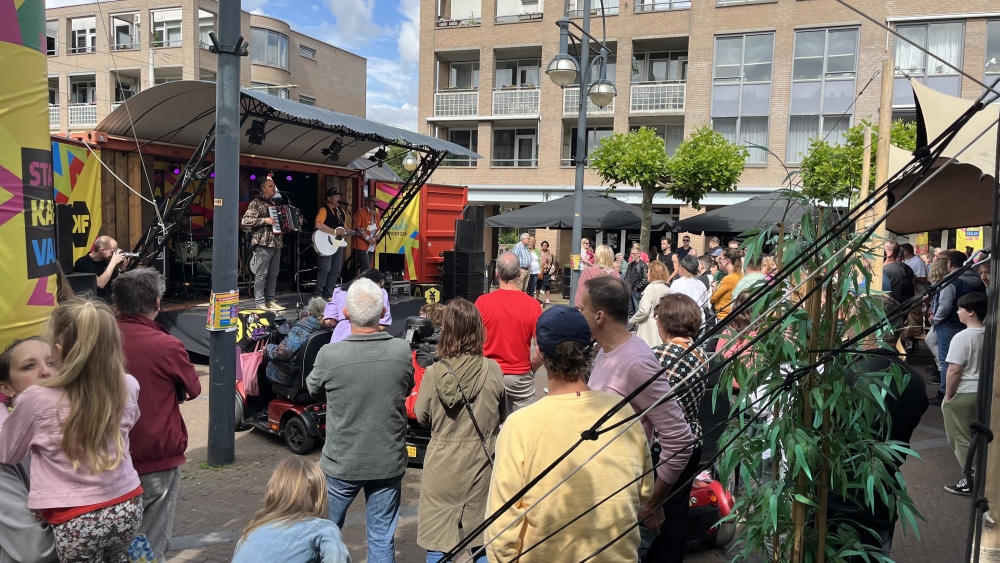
326, 187, 341, 197
536, 305, 592, 358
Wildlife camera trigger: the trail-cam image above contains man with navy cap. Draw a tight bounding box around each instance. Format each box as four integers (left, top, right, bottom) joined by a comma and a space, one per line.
486, 306, 653, 563
314, 186, 349, 299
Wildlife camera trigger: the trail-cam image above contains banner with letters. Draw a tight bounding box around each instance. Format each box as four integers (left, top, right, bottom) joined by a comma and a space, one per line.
52, 140, 102, 264
0, 0, 58, 347
955, 227, 984, 253
374, 182, 420, 280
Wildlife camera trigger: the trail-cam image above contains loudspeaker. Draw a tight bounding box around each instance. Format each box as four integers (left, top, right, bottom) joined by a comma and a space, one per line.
379, 253, 405, 274
463, 206, 484, 251
55, 203, 74, 271
562, 266, 571, 299
454, 220, 477, 252
443, 272, 485, 296
443, 251, 485, 274
66, 272, 97, 296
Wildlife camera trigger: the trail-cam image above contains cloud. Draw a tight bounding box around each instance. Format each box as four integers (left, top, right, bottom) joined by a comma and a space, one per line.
323, 0, 382, 46
367, 56, 418, 130
396, 0, 420, 66
250, 8, 268, 15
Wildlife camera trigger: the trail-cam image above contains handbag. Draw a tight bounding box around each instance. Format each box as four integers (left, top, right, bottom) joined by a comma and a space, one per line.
239, 340, 266, 396
440, 359, 494, 467
127, 534, 160, 563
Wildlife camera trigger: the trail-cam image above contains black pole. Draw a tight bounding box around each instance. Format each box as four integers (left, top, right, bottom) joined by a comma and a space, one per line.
207, 0, 243, 466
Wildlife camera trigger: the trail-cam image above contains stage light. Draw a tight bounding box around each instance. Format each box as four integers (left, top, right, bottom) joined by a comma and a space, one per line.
286, 175, 292, 181
210, 172, 215, 178
250, 174, 256, 181
172, 164, 181, 175
246, 119, 267, 146
402, 152, 419, 172
321, 138, 344, 162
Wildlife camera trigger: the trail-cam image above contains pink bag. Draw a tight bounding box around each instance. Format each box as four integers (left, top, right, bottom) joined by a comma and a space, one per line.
239, 341, 265, 396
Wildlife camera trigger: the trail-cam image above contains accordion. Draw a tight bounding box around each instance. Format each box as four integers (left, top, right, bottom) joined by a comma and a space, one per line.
268, 205, 302, 234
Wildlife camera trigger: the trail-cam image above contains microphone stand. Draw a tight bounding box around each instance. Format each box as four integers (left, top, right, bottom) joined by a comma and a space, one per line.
276, 190, 305, 309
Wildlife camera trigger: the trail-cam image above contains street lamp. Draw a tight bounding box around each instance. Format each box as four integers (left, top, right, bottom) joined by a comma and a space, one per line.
402, 151, 419, 172
545, 3, 616, 305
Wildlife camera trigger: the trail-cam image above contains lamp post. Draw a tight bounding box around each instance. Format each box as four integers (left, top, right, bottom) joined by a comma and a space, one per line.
545, 2, 616, 306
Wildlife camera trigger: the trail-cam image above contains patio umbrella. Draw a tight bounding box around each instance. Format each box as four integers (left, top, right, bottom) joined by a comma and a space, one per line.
671, 191, 818, 235
484, 192, 674, 230
884, 80, 998, 235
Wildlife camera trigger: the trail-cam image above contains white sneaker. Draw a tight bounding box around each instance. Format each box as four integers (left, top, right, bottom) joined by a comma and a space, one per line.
266, 301, 285, 311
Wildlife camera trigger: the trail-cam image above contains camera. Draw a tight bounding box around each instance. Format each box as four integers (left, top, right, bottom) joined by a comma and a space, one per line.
118, 251, 141, 259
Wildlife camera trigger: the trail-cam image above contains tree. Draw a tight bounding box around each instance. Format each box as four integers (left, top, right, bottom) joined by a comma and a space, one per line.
798, 119, 918, 203
385, 146, 410, 181
590, 126, 747, 252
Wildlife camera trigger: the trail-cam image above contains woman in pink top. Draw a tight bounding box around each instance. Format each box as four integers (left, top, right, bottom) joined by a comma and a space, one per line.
0, 298, 143, 562
575, 245, 621, 309
580, 238, 596, 268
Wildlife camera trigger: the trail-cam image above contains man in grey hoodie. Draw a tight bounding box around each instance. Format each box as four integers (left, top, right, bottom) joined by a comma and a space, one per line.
931, 251, 986, 405
0, 463, 57, 563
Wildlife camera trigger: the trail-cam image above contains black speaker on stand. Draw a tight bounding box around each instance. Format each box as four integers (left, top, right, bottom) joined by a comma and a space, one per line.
454, 220, 477, 252
463, 205, 485, 252
442, 250, 486, 302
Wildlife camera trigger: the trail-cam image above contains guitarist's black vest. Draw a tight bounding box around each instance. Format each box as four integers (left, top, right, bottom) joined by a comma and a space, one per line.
322, 205, 345, 230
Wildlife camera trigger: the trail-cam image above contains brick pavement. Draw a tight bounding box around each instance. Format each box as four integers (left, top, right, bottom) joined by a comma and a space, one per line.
165, 330, 968, 563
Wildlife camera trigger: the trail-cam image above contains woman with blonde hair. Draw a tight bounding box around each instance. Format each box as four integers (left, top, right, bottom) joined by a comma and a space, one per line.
925, 257, 951, 375
415, 298, 505, 563
575, 244, 620, 308
629, 260, 673, 348
581, 238, 596, 268
233, 457, 350, 562
0, 298, 142, 561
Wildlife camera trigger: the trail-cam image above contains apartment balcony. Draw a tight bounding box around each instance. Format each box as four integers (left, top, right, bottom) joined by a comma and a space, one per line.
562, 87, 615, 115
434, 90, 479, 117
633, 0, 690, 12
493, 87, 540, 116
495, 12, 543, 24
49, 105, 60, 130
566, 4, 618, 17
111, 101, 124, 112
68, 103, 98, 129
436, 17, 482, 27
630, 82, 685, 113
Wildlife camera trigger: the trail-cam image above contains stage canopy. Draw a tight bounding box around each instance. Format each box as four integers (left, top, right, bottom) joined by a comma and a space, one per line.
96, 81, 480, 168
672, 191, 818, 235
485, 192, 674, 230
885, 80, 998, 235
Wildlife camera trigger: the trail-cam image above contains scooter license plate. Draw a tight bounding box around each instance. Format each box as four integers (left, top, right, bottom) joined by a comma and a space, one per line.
407, 446, 417, 458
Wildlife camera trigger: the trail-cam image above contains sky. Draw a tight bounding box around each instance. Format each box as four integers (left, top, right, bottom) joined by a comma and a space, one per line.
46, 0, 420, 131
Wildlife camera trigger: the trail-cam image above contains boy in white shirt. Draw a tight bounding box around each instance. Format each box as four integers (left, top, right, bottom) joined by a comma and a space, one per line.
942, 292, 988, 496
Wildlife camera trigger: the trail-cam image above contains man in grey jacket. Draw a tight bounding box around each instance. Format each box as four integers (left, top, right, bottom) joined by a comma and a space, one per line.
931, 251, 986, 405
0, 463, 56, 563
307, 278, 414, 563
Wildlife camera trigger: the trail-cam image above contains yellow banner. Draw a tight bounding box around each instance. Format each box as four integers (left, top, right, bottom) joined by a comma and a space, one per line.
955, 227, 985, 253
375, 182, 420, 280
914, 232, 929, 255
0, 0, 58, 347
52, 141, 102, 263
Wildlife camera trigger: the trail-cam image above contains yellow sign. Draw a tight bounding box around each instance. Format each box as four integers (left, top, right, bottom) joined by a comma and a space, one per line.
206, 291, 239, 331
955, 227, 984, 253
424, 287, 441, 304
407, 445, 417, 458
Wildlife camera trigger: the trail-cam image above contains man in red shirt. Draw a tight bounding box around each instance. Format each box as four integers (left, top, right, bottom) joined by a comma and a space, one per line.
476, 252, 542, 412
113, 268, 202, 560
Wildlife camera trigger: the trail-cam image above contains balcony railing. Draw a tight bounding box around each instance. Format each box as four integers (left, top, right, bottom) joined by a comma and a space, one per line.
566, 6, 619, 17
442, 156, 478, 167
630, 82, 685, 113
634, 0, 691, 11
68, 103, 98, 128
434, 90, 479, 116
69, 45, 96, 54
49, 105, 60, 130
495, 12, 542, 23
111, 101, 124, 112
113, 42, 139, 50
493, 87, 540, 116
562, 87, 615, 115
436, 17, 482, 27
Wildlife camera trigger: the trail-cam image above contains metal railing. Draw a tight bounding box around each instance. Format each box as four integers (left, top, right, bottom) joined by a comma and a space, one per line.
493, 87, 540, 115
111, 101, 123, 112
634, 0, 691, 11
68, 103, 98, 128
630, 82, 685, 112
562, 87, 615, 115
566, 6, 619, 17
436, 17, 482, 27
495, 12, 543, 23
434, 90, 479, 116
491, 157, 537, 167
442, 156, 478, 167
113, 42, 139, 50
69, 45, 96, 54
49, 105, 60, 130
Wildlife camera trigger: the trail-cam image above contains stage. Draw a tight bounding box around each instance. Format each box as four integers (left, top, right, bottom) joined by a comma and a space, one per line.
157, 291, 428, 357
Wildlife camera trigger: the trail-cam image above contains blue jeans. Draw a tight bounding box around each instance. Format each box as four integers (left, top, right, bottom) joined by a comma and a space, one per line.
936, 323, 960, 396
315, 251, 344, 299
326, 473, 403, 563
426, 550, 488, 563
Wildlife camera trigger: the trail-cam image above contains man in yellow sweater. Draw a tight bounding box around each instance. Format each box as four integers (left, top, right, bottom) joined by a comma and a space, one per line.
485, 306, 653, 562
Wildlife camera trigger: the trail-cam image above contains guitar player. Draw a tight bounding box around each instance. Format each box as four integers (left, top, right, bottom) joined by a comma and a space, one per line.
352, 194, 380, 274
313, 186, 348, 299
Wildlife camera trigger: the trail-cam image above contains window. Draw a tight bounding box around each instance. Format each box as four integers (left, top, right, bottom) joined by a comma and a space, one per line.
70, 17, 96, 54
986, 21, 1000, 103
70, 79, 96, 104
449, 62, 480, 89
630, 124, 684, 155
299, 94, 316, 106
199, 10, 215, 49
563, 126, 613, 165
46, 20, 58, 55
495, 59, 540, 88
152, 9, 182, 47
570, 55, 616, 85
711, 33, 774, 164
109, 13, 139, 50
893, 21, 964, 105
200, 70, 216, 82
299, 45, 317, 60
251, 82, 289, 99
154, 76, 182, 85
444, 130, 478, 166
250, 28, 289, 69
493, 128, 536, 167
632, 52, 686, 83
786, 28, 859, 163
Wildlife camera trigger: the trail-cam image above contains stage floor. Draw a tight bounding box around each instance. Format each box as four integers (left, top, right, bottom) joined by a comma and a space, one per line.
157, 291, 427, 357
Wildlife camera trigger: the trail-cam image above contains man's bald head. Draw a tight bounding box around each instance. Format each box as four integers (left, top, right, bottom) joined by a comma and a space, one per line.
94, 235, 117, 251
496, 252, 521, 283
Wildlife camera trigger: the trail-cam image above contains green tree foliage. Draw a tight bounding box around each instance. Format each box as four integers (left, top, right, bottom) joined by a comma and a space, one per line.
798, 119, 918, 203
385, 146, 410, 180
589, 126, 747, 252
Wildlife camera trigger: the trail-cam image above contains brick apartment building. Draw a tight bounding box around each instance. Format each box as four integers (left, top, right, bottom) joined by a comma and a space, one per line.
45, 0, 366, 134
418, 0, 1000, 260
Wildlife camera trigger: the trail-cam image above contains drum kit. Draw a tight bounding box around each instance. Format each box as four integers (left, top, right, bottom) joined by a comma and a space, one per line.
177, 238, 213, 278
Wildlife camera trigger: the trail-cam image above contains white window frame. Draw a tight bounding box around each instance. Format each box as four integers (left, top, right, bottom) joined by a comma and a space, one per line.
299, 94, 316, 106
444, 129, 478, 166
893, 21, 965, 106
492, 127, 537, 167
299, 44, 317, 60
632, 51, 686, 83
449, 62, 480, 89
786, 27, 859, 163
198, 10, 215, 50
250, 27, 289, 70
70, 78, 96, 104
70, 17, 97, 54
494, 59, 540, 88
46, 20, 59, 56
152, 9, 183, 48
109, 12, 140, 50
985, 20, 1000, 103
711, 32, 775, 164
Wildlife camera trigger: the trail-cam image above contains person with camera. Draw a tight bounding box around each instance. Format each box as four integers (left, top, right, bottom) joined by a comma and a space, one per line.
112, 268, 202, 560
73, 235, 130, 302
